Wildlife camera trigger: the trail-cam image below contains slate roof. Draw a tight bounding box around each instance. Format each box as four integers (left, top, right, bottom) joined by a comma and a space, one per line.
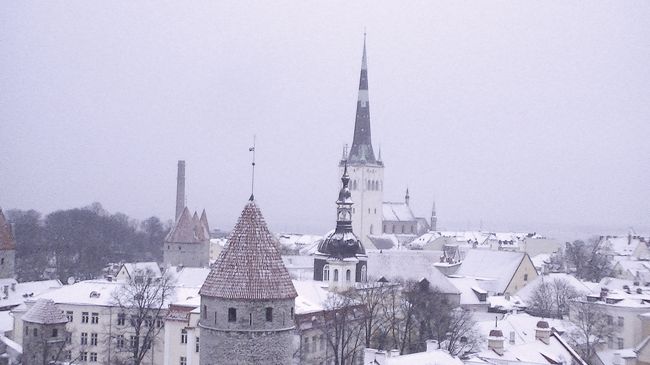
382, 202, 416, 222
199, 201, 297, 300
22, 299, 68, 324
165, 207, 209, 244
0, 209, 16, 251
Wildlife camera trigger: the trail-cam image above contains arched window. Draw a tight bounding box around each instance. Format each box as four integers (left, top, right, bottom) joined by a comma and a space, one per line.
367, 181, 371, 190
370, 224, 374, 234
333, 269, 339, 282
361, 265, 367, 282
323, 265, 330, 281
346, 269, 351, 281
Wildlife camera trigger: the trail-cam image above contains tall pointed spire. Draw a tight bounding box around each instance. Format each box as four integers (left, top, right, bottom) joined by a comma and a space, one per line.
431, 200, 437, 231
348, 33, 379, 165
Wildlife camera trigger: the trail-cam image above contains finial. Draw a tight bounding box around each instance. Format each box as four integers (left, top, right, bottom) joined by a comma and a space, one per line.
343, 159, 349, 176
249, 135, 256, 201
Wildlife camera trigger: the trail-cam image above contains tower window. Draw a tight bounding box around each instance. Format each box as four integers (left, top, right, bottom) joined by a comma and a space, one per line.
266, 307, 273, 322
181, 329, 187, 344
361, 265, 367, 282
290, 307, 294, 319
202, 305, 207, 319
333, 269, 339, 282
228, 308, 237, 322
249, 313, 252, 326
52, 328, 58, 338
346, 270, 351, 282
323, 265, 330, 281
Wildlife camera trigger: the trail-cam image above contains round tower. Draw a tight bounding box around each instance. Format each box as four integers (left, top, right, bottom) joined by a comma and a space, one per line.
199, 200, 297, 365
21, 299, 69, 365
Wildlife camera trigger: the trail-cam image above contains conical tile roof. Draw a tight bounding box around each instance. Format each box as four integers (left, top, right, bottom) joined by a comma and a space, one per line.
165, 207, 208, 243
200, 201, 297, 300
22, 299, 68, 324
0, 209, 16, 251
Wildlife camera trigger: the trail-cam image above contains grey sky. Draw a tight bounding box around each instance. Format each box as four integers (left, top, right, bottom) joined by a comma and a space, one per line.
1, 1, 648, 237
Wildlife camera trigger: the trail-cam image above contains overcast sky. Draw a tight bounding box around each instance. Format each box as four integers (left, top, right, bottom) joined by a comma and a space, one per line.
1, 1, 648, 238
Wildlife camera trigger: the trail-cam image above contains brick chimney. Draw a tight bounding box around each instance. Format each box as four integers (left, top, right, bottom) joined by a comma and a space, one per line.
488, 329, 505, 355
535, 320, 551, 344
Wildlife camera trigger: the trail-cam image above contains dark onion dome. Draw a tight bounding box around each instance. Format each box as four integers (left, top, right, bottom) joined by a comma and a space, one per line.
200, 200, 297, 300
317, 162, 366, 259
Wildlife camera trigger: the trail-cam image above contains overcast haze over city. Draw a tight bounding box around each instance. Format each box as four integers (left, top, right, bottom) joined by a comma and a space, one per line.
1, 1, 648, 239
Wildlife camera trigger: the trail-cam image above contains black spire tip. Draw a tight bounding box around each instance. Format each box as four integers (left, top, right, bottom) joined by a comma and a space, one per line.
249, 194, 254, 201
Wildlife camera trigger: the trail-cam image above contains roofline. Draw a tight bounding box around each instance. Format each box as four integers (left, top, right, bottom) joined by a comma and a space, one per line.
503, 253, 533, 294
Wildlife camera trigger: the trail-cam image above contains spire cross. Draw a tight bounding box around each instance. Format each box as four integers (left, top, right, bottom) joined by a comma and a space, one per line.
249, 135, 256, 201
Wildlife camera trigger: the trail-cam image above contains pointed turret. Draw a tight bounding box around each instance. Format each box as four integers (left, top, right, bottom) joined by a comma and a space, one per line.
347, 34, 380, 165
200, 209, 210, 234
405, 188, 410, 206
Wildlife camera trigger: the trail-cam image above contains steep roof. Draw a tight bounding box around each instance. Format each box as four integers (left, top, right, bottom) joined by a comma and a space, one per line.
165, 207, 209, 244
456, 250, 527, 293
0, 209, 16, 251
200, 201, 297, 300
382, 202, 416, 222
22, 298, 68, 324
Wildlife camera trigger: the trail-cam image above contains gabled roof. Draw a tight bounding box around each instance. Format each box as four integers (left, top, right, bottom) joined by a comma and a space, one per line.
165, 207, 209, 244
0, 209, 16, 251
200, 201, 297, 300
456, 250, 528, 293
22, 298, 68, 324
382, 202, 416, 222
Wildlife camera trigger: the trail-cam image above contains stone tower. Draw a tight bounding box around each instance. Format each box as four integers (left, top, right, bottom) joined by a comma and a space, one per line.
0, 209, 16, 279
21, 299, 69, 365
430, 200, 437, 231
199, 199, 297, 365
341, 34, 384, 247
164, 161, 210, 267
314, 164, 368, 291
175, 160, 186, 221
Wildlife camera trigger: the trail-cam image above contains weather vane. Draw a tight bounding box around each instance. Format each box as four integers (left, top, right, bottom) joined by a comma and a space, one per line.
249, 135, 256, 201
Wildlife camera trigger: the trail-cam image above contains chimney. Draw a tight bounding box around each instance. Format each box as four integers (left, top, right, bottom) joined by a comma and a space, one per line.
175, 160, 186, 221
535, 321, 551, 345
488, 329, 505, 355
364, 349, 387, 365
389, 349, 400, 357
509, 331, 515, 344
426, 340, 439, 352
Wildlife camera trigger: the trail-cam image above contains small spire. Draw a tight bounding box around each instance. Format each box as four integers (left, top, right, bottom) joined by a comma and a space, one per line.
249, 136, 256, 201
377, 145, 382, 161
361, 30, 368, 70
405, 187, 410, 206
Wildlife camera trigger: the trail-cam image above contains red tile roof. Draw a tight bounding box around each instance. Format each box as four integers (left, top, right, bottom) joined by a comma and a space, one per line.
200, 201, 297, 300
165, 207, 209, 244
0, 209, 16, 251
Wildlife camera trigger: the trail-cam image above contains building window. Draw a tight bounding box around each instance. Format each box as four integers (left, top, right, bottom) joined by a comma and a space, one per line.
156, 316, 164, 328
130, 335, 137, 349
266, 307, 273, 322
323, 265, 330, 281
51, 328, 58, 337
181, 329, 188, 344
91, 313, 99, 324
401, 225, 405, 233
370, 224, 374, 234
80, 352, 88, 361
90, 352, 97, 362
290, 307, 294, 319
195, 336, 200, 352
81, 332, 88, 345
117, 313, 126, 326
618, 337, 624, 349
203, 305, 207, 319
608, 336, 613, 348
618, 316, 624, 327
180, 356, 187, 365
312, 336, 317, 352
66, 311, 73, 322
116, 335, 125, 348
524, 274, 528, 281
361, 265, 367, 282
249, 313, 252, 326
82, 312, 89, 323
607, 315, 613, 325
303, 337, 310, 353
228, 308, 237, 322
90, 333, 98, 346
333, 269, 339, 282
66, 333, 71, 344
214, 311, 218, 325
346, 269, 351, 281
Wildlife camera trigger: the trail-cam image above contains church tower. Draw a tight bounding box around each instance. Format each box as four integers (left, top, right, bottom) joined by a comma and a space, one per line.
199, 199, 297, 364
341, 34, 384, 247
314, 163, 368, 291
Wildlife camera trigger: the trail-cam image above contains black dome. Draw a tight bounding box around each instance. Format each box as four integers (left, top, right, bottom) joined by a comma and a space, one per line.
317, 230, 365, 259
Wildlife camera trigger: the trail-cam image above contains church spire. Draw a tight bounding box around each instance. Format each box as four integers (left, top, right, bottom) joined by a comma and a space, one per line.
348, 33, 379, 165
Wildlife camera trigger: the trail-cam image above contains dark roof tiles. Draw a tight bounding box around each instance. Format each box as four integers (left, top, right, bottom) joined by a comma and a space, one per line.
200, 201, 297, 300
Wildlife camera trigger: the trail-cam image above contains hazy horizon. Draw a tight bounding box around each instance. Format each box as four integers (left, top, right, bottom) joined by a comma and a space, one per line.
2, 1, 648, 239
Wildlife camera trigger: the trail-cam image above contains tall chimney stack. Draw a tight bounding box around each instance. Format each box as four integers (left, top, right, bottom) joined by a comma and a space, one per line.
175, 160, 186, 221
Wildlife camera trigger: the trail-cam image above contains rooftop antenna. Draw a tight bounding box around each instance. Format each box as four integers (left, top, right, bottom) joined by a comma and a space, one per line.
249, 135, 256, 201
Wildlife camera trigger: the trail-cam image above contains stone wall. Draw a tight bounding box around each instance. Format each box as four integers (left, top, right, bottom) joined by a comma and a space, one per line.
0, 250, 15, 279
164, 240, 209, 268
22, 321, 67, 365
199, 297, 295, 364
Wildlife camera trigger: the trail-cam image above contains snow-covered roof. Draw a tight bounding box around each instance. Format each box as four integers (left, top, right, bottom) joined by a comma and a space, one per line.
0, 279, 62, 309
382, 202, 416, 222
368, 234, 399, 250
0, 311, 13, 334
167, 266, 210, 288
367, 251, 460, 294
487, 295, 526, 311
600, 235, 649, 257
277, 233, 323, 252
22, 298, 68, 324
596, 348, 637, 365
118, 262, 161, 280
448, 277, 487, 305
292, 280, 332, 315
365, 348, 464, 365
456, 250, 527, 293
516, 273, 595, 304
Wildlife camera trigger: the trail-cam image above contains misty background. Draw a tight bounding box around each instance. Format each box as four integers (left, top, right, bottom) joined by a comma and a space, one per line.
1, 1, 648, 239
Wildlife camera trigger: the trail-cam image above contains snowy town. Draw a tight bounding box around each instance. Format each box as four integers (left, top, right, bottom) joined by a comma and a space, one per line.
2, 2, 648, 365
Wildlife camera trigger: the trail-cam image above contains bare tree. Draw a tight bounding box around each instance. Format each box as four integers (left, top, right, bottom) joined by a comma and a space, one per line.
322, 290, 366, 365
528, 281, 555, 318
380, 280, 418, 354
110, 268, 174, 365
568, 300, 613, 362
351, 280, 390, 348
552, 278, 580, 318
438, 307, 483, 357
528, 277, 580, 318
